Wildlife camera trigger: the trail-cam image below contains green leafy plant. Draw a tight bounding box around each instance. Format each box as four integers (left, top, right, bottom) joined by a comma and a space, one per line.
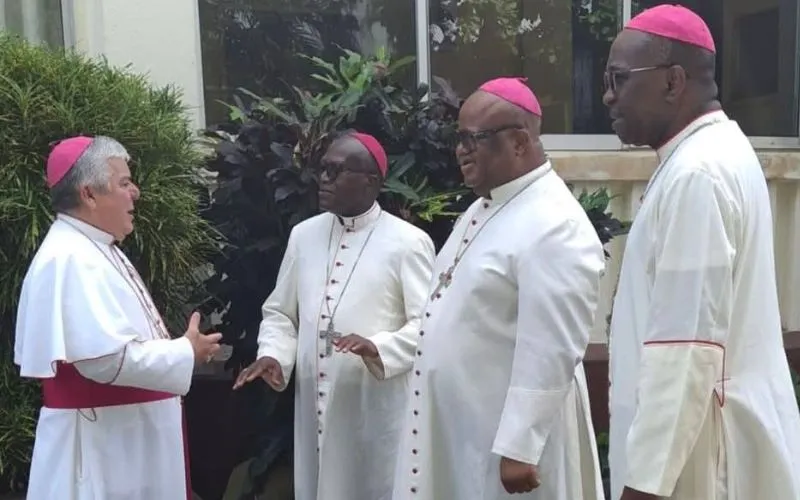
574, 186, 630, 256
0, 331, 38, 493
0, 32, 216, 491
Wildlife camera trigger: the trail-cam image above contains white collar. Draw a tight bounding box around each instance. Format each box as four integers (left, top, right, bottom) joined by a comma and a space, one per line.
56, 213, 115, 245
656, 110, 728, 161
333, 202, 382, 231
487, 160, 552, 204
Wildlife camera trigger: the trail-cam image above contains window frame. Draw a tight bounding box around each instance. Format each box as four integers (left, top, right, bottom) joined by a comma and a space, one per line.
415, 0, 800, 149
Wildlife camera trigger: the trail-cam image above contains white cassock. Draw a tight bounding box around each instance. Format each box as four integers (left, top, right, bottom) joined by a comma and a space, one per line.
14, 214, 196, 500
256, 202, 435, 500
609, 110, 800, 499
392, 162, 607, 500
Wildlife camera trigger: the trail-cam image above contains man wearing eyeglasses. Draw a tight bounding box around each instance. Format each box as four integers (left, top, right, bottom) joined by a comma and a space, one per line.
604, 5, 800, 500
391, 77, 606, 500
233, 131, 435, 500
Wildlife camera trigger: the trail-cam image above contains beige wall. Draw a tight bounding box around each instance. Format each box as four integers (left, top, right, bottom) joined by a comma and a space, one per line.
67, 0, 206, 131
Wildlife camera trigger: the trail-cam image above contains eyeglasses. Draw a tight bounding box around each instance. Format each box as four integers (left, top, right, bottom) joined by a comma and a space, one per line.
320, 162, 378, 182
456, 124, 524, 152
604, 64, 675, 93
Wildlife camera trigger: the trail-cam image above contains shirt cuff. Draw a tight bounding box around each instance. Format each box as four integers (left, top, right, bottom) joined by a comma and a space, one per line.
362, 329, 411, 381
491, 386, 570, 464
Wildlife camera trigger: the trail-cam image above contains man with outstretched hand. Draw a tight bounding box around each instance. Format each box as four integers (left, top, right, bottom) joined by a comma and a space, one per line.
234, 131, 434, 500
15, 135, 221, 500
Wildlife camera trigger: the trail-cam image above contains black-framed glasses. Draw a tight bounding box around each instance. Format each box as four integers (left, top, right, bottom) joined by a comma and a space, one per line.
456, 124, 524, 152
320, 162, 379, 182
604, 63, 675, 93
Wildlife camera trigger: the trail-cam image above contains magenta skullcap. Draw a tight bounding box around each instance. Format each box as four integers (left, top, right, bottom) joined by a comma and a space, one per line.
478, 77, 542, 117
350, 132, 388, 176
626, 4, 716, 53
46, 136, 93, 188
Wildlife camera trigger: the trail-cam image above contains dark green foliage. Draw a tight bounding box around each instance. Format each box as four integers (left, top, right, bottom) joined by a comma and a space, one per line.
0, 33, 216, 492
574, 187, 631, 257
0, 320, 37, 494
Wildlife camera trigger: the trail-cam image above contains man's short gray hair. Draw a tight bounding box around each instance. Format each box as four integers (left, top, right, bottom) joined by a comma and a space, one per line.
50, 136, 131, 213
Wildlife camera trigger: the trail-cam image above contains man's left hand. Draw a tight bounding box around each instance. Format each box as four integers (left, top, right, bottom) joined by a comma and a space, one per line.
500, 456, 540, 494
620, 487, 659, 500
333, 334, 379, 358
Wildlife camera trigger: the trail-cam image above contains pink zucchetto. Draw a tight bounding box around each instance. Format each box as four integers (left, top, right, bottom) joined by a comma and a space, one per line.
478, 77, 542, 117
625, 4, 716, 53
46, 136, 93, 188
350, 132, 388, 176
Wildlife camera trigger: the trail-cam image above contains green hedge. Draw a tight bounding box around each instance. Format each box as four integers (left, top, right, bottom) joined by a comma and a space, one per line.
0, 33, 216, 492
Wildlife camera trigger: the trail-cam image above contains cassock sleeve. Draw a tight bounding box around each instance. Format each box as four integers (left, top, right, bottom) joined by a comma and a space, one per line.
362, 232, 435, 380
625, 169, 735, 496
255, 229, 301, 391
491, 216, 604, 465
74, 338, 195, 395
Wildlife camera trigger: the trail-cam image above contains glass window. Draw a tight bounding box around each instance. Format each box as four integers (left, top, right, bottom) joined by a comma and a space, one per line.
198, 0, 417, 126
632, 0, 800, 137
429, 0, 622, 135
0, 0, 64, 48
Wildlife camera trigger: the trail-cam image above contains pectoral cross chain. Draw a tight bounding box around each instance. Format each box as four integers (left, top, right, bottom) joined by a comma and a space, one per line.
319, 321, 343, 357
430, 265, 454, 301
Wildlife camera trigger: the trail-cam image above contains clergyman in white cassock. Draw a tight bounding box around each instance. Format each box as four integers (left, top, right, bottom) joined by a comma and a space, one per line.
605, 6, 800, 500
234, 132, 435, 500
392, 79, 606, 500
14, 136, 222, 500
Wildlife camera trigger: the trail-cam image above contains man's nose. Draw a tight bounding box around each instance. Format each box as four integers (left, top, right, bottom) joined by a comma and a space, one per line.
320, 170, 331, 183
455, 141, 468, 159
602, 87, 615, 107
131, 184, 141, 201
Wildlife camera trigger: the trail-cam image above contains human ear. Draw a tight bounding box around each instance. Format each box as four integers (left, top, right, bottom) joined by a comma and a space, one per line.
513, 130, 531, 156
665, 65, 688, 102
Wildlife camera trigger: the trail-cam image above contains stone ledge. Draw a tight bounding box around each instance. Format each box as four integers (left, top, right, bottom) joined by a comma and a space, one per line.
549, 149, 800, 182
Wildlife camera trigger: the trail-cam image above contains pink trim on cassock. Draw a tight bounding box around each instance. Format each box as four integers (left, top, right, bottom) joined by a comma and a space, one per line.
642, 340, 727, 407
42, 362, 192, 500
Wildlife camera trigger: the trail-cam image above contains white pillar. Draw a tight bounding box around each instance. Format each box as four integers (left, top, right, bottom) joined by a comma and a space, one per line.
21, 0, 42, 44
64, 0, 206, 130
415, 0, 430, 89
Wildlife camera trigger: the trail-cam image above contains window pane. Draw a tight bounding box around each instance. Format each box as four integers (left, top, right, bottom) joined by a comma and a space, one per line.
429, 0, 621, 134
0, 0, 64, 47
199, 0, 417, 126
633, 0, 800, 137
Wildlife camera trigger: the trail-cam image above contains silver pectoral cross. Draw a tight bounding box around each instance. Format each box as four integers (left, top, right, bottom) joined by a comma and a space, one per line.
319, 321, 342, 356
430, 265, 454, 301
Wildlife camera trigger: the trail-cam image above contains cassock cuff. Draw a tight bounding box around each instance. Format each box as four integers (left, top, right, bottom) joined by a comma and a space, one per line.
363, 330, 410, 380
171, 337, 196, 395
626, 341, 724, 496
256, 346, 294, 392
491, 386, 570, 464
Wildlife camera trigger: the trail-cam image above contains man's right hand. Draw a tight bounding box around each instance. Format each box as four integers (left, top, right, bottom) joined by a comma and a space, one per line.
233, 357, 284, 390
184, 312, 223, 365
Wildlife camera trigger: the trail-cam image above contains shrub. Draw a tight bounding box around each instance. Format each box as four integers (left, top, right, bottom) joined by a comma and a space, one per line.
0, 32, 216, 492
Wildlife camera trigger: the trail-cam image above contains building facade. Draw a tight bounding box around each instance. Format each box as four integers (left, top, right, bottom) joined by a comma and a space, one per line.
3, 0, 799, 342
